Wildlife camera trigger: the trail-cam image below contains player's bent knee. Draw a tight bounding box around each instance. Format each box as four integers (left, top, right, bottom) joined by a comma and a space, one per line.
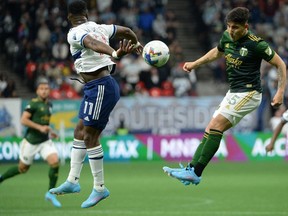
19, 165, 29, 173
46, 153, 59, 165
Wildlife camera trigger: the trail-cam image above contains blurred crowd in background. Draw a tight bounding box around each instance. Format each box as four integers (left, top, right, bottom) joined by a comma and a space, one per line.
0, 0, 187, 99
0, 0, 288, 131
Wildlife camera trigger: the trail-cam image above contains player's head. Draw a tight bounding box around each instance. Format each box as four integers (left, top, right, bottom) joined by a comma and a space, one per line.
225, 7, 249, 25
225, 7, 249, 41
36, 78, 50, 100
68, 0, 88, 18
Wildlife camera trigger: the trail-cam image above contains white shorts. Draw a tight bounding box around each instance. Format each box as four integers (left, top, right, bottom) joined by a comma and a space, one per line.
19, 139, 58, 165
213, 90, 262, 126
282, 110, 288, 122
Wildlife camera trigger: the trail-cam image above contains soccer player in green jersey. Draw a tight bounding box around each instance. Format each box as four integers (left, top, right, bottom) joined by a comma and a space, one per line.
163, 7, 287, 185
0, 79, 62, 207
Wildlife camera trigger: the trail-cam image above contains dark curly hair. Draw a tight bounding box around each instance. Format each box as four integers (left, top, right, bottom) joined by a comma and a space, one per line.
68, 0, 88, 15
225, 7, 249, 25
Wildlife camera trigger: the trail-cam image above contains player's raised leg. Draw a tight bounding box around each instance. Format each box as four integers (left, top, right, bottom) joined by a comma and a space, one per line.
163, 132, 209, 186
0, 166, 21, 183
163, 163, 191, 186
49, 180, 81, 195
81, 187, 110, 208
170, 166, 201, 185
81, 145, 109, 208
49, 139, 85, 195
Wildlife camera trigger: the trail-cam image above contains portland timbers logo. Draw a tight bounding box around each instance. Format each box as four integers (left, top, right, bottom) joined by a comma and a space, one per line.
265, 47, 272, 56
239, 47, 248, 56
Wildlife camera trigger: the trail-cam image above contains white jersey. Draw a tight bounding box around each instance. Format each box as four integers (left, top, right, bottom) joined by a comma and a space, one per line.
67, 21, 116, 73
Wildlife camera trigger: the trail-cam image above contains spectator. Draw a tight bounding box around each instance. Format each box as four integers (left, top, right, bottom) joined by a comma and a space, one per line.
171, 64, 192, 97
2, 79, 17, 98
134, 81, 149, 97
37, 21, 51, 45
119, 55, 141, 90
51, 37, 69, 61
140, 67, 163, 90
99, 6, 116, 24
45, 60, 62, 89
152, 14, 167, 39
138, 5, 155, 42
0, 73, 8, 96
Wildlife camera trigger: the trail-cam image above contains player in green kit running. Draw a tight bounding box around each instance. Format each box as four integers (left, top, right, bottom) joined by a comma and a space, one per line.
163, 7, 287, 186
0, 79, 62, 207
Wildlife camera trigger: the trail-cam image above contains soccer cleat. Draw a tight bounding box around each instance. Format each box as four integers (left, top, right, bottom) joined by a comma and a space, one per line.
45, 191, 62, 208
49, 180, 81, 195
163, 163, 187, 174
81, 187, 110, 208
163, 163, 191, 186
171, 166, 201, 185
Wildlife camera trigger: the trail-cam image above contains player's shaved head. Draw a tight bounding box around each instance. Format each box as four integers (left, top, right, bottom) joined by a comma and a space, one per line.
68, 0, 88, 16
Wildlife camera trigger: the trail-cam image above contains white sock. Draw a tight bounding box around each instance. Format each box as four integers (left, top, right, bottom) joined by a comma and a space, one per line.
67, 139, 86, 184
87, 145, 105, 192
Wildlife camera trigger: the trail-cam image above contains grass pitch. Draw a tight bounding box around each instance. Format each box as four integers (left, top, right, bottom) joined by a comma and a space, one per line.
0, 161, 287, 216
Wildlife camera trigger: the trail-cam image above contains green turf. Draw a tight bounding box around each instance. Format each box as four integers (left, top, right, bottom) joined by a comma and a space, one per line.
0, 161, 287, 216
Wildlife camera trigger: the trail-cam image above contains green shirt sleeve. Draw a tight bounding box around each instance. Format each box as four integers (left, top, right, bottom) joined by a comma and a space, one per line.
255, 41, 275, 62
217, 31, 229, 52
25, 100, 35, 114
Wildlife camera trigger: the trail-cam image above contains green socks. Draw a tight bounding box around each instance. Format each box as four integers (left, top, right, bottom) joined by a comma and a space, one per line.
0, 165, 59, 191
49, 166, 59, 190
190, 132, 209, 167
0, 166, 20, 182
194, 129, 223, 177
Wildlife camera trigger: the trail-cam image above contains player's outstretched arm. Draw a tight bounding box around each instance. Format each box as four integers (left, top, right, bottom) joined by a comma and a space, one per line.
83, 35, 116, 57
115, 26, 143, 54
83, 35, 135, 59
266, 120, 287, 153
183, 47, 223, 73
268, 53, 287, 107
114, 26, 138, 43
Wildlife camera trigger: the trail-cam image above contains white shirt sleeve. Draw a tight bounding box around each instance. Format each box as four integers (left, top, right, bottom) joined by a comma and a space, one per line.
67, 29, 88, 49
99, 24, 116, 39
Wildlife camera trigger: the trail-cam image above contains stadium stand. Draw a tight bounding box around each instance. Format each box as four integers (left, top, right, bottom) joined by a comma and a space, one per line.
0, 0, 287, 99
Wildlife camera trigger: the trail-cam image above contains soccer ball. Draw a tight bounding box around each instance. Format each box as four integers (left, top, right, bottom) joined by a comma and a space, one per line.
142, 40, 170, 67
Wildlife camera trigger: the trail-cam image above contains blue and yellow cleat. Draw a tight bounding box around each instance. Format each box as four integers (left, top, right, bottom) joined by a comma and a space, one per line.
171, 166, 201, 185
45, 191, 62, 208
49, 181, 80, 195
81, 187, 110, 208
163, 163, 191, 186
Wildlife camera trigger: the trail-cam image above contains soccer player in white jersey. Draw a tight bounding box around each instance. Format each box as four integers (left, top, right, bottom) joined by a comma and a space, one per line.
266, 109, 288, 153
49, 0, 142, 208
